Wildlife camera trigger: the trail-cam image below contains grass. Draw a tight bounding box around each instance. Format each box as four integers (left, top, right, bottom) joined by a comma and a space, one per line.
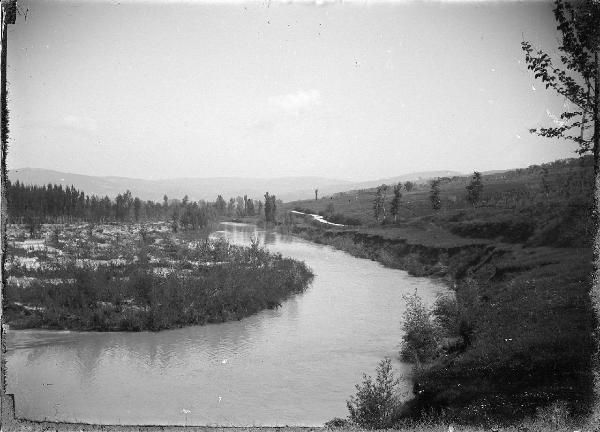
3, 222, 314, 331
280, 156, 596, 424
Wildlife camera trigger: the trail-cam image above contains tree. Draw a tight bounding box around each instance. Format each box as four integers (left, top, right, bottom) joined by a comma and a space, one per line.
521, 0, 599, 175
236, 196, 245, 217
264, 192, 277, 223
133, 197, 142, 221
390, 183, 402, 221
373, 187, 384, 222
346, 358, 402, 429
270, 194, 277, 222
258, 200, 264, 217
465, 171, 484, 207
214, 195, 226, 216
246, 198, 255, 216
373, 184, 389, 223
403, 181, 414, 193
400, 291, 440, 364
430, 178, 441, 211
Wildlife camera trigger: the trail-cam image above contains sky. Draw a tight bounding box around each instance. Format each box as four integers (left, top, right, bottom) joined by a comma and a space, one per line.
5, 0, 582, 181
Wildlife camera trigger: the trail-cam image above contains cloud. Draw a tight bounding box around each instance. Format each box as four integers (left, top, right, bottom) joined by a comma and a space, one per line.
62, 114, 98, 133
269, 89, 321, 115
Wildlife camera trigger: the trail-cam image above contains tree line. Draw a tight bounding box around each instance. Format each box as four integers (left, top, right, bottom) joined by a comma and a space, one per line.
6, 179, 280, 228
372, 174, 485, 222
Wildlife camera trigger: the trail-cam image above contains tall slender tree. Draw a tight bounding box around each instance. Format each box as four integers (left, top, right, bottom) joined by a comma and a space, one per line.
390, 183, 403, 221
465, 171, 484, 207
373, 184, 388, 222
264, 192, 273, 223
430, 179, 442, 211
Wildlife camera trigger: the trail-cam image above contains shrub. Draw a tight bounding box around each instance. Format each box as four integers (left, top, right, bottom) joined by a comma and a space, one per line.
433, 278, 480, 347
347, 358, 403, 429
323, 417, 351, 429
400, 292, 440, 363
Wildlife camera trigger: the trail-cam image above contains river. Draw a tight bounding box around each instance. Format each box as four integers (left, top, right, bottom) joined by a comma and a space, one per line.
4, 222, 447, 426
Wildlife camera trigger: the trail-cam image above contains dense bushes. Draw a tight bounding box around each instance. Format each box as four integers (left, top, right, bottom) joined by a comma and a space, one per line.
400, 292, 440, 363
433, 279, 480, 348
399, 281, 481, 364
347, 358, 404, 429
4, 237, 314, 331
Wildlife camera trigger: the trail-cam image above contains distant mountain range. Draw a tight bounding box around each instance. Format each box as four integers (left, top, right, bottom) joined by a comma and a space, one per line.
8, 168, 466, 202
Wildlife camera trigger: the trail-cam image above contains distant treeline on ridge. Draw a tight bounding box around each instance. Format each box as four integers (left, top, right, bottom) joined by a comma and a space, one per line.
6, 180, 277, 228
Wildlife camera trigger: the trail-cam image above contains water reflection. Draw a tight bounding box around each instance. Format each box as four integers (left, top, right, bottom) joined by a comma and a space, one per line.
6, 223, 447, 426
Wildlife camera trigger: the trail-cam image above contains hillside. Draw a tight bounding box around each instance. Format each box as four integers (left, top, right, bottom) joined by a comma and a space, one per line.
279, 156, 595, 422
8, 168, 463, 203
282, 156, 593, 248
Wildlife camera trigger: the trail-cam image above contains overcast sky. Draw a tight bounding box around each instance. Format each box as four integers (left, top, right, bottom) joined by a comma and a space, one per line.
6, 0, 578, 181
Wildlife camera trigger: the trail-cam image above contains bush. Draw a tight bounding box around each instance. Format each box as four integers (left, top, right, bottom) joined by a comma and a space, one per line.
400, 292, 440, 363
347, 358, 403, 429
433, 278, 480, 347
323, 417, 351, 429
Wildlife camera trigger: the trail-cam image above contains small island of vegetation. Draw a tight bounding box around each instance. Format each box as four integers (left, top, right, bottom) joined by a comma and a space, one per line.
4, 222, 313, 332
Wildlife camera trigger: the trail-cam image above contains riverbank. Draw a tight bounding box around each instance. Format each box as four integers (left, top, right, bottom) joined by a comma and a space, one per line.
1, 392, 598, 432
3, 222, 313, 331
289, 222, 595, 423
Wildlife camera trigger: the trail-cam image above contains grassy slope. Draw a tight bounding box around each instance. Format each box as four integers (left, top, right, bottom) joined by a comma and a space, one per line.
280, 156, 596, 423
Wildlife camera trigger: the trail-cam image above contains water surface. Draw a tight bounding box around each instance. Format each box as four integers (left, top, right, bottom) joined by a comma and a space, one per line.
5, 223, 446, 426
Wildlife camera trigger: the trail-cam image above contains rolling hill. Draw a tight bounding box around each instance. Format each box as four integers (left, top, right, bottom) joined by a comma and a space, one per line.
8, 168, 464, 203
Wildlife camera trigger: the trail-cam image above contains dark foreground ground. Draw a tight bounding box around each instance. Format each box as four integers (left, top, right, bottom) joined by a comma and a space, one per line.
1, 393, 599, 431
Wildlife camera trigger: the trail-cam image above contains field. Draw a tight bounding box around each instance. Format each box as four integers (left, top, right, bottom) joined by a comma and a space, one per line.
3, 222, 314, 331
280, 156, 596, 423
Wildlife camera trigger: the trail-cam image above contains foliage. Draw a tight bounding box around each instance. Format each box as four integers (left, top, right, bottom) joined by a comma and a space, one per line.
264, 192, 277, 223
3, 230, 314, 332
521, 0, 599, 167
412, 252, 594, 422
400, 292, 440, 363
347, 358, 403, 429
429, 179, 441, 211
325, 202, 335, 217
433, 278, 480, 347
465, 171, 483, 207
373, 184, 388, 222
390, 183, 403, 221
24, 213, 41, 238
215, 195, 227, 215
